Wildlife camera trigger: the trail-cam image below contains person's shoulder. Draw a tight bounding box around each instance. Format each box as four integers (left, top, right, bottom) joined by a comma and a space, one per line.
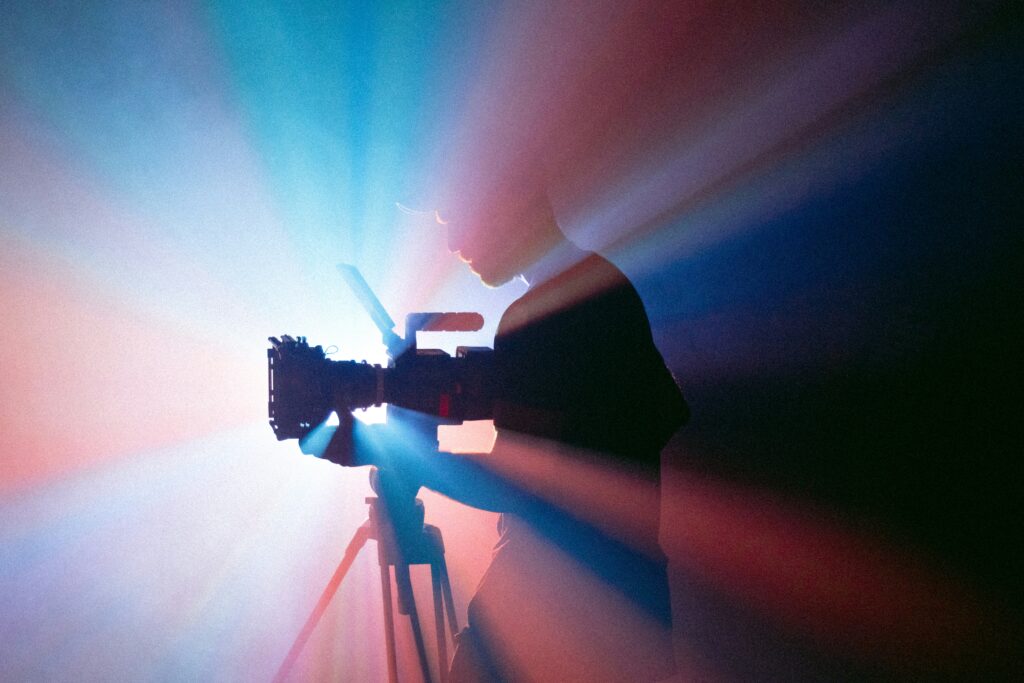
495, 286, 532, 336
566, 253, 649, 319
497, 251, 647, 335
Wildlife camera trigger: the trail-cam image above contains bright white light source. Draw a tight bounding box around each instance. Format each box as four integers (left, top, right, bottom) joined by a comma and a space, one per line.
353, 405, 388, 425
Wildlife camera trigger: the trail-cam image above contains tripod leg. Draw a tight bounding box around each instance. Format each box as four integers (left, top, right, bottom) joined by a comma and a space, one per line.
438, 557, 460, 636
274, 524, 371, 683
380, 564, 400, 683
396, 563, 434, 683
431, 564, 449, 683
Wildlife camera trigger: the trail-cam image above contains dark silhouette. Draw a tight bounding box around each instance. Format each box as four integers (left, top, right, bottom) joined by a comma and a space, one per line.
447, 191, 686, 682
335, 180, 687, 680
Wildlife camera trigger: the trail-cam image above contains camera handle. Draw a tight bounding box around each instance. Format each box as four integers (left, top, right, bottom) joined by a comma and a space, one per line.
273, 468, 459, 683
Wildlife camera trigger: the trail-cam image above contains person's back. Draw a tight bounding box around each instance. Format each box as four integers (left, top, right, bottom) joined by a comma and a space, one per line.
493, 250, 686, 464
449, 247, 686, 681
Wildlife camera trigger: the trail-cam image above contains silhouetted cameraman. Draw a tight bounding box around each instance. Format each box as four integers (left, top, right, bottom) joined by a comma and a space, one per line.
328, 177, 687, 681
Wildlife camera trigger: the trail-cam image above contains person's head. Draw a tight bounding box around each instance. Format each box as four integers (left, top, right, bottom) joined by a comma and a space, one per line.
436, 176, 566, 288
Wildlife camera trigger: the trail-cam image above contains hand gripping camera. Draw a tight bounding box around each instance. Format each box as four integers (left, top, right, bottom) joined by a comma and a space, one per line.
267, 264, 495, 442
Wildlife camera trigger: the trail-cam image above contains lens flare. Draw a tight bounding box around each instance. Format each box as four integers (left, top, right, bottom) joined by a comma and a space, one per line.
1, 0, 1017, 679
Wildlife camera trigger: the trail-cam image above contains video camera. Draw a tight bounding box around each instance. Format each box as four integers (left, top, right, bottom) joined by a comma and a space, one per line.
267, 266, 483, 683
267, 264, 495, 442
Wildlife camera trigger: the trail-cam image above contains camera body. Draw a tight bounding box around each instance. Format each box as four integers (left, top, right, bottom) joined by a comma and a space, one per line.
268, 265, 495, 443
268, 328, 495, 442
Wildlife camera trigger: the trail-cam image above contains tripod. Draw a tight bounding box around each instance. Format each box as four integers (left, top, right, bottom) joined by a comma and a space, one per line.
273, 468, 460, 683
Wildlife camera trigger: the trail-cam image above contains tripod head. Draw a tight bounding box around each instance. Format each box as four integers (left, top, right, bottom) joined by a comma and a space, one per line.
366, 403, 448, 570
368, 466, 425, 558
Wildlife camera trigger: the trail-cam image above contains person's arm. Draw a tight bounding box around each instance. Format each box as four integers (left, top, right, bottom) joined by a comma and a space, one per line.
310, 417, 529, 512
399, 446, 530, 513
